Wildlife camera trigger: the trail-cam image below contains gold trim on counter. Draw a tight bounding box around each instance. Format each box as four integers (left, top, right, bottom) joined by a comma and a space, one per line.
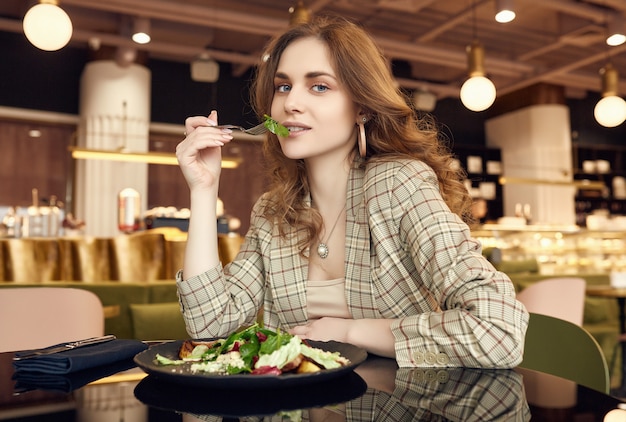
498, 176, 605, 190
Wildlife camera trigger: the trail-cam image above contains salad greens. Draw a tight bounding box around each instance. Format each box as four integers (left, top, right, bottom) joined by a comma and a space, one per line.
155, 323, 349, 376
263, 114, 290, 137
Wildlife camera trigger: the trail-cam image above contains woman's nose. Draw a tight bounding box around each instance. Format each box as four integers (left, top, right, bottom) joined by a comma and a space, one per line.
283, 87, 304, 113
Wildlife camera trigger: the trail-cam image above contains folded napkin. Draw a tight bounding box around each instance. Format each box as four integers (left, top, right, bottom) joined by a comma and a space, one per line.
13, 357, 138, 393
13, 339, 148, 375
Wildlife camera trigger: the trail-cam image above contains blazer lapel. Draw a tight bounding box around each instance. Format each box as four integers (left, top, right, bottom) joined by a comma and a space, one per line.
344, 163, 378, 319
268, 220, 309, 327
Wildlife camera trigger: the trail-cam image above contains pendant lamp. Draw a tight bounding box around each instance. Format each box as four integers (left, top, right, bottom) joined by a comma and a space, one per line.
594, 63, 626, 127
460, 40, 496, 112
23, 0, 73, 51
289, 1, 310, 26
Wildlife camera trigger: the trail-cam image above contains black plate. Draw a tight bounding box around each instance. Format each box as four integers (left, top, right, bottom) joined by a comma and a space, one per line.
133, 339, 368, 388
134, 370, 368, 417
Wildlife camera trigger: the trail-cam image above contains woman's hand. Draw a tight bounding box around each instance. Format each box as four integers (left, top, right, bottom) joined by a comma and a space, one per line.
176, 110, 233, 191
290, 317, 352, 343
290, 318, 397, 359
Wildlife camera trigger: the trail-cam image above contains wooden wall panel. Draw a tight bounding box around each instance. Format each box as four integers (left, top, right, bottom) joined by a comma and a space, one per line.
0, 120, 73, 209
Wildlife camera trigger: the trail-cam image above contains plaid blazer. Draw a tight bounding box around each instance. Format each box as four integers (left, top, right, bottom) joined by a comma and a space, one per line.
177, 158, 529, 368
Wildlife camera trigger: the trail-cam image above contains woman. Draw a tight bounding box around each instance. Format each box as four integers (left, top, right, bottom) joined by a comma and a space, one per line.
175, 16, 528, 368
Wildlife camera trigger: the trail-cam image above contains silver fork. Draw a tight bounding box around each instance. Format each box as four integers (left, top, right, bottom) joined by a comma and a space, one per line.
217, 122, 268, 135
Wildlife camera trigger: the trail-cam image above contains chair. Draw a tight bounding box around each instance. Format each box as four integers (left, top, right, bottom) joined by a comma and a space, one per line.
0, 287, 105, 353
516, 277, 586, 325
519, 312, 610, 394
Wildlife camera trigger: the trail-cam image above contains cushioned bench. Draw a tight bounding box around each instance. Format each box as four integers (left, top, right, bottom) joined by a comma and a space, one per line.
0, 281, 185, 340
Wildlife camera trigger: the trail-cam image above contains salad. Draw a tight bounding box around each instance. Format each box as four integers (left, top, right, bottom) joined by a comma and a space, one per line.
155, 324, 350, 376
263, 114, 290, 137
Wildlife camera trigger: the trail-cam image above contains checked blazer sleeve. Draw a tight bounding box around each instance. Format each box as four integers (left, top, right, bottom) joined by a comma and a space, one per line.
362, 160, 528, 368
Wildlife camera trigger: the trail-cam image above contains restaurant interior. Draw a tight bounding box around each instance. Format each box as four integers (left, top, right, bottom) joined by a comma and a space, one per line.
2, 0, 626, 420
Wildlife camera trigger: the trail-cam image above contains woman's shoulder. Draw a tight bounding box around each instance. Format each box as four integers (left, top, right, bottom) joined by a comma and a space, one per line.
363, 158, 436, 184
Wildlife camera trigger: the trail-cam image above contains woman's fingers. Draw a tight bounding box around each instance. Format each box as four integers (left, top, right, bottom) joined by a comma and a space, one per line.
184, 110, 218, 136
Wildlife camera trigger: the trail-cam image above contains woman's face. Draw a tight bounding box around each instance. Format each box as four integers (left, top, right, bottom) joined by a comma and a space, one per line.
270, 37, 360, 162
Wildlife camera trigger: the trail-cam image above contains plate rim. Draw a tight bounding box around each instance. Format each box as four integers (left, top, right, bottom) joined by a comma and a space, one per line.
133, 338, 368, 388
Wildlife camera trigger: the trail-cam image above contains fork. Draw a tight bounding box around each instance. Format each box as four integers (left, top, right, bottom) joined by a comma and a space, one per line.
217, 122, 268, 135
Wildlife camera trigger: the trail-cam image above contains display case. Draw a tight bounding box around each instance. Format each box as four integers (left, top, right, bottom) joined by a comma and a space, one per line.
472, 224, 626, 275
573, 143, 626, 225
452, 145, 503, 222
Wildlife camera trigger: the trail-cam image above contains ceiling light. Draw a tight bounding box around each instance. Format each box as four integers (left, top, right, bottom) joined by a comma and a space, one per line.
132, 17, 151, 44
289, 1, 310, 26
23, 0, 73, 51
594, 63, 626, 127
606, 13, 626, 47
495, 0, 516, 24
460, 41, 496, 112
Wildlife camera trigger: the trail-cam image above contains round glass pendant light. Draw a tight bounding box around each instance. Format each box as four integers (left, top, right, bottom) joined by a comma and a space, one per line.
23, 0, 73, 51
594, 64, 626, 128
460, 41, 496, 112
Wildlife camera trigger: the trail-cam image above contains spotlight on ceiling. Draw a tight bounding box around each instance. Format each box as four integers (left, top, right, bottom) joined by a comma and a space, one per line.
132, 17, 151, 44
606, 13, 626, 47
495, 0, 516, 24
594, 63, 626, 127
460, 41, 496, 112
23, 0, 73, 51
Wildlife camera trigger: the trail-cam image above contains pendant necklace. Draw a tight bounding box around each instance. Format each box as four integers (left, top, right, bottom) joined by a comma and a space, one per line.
316, 204, 346, 259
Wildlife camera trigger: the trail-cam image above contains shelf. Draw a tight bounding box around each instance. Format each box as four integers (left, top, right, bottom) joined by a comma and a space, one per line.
479, 223, 581, 233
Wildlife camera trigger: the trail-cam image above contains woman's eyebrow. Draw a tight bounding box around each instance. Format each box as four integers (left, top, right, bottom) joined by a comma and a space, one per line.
274, 71, 337, 80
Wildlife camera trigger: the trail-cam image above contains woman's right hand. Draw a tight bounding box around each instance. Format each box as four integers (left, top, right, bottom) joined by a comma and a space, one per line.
176, 110, 234, 191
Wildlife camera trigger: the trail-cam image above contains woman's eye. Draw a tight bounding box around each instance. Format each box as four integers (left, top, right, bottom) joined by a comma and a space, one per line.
276, 84, 291, 93
312, 84, 329, 93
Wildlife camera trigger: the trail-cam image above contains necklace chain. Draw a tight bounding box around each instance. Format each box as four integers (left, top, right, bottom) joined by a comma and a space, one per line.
316, 204, 346, 259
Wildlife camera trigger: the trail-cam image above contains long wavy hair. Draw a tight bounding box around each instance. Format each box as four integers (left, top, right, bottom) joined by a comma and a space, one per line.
250, 16, 473, 254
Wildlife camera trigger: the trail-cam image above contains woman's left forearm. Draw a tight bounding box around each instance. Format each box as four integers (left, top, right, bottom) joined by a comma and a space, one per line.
348, 318, 396, 358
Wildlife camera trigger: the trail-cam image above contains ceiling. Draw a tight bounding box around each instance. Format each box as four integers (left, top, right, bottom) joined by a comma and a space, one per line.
2, 0, 626, 101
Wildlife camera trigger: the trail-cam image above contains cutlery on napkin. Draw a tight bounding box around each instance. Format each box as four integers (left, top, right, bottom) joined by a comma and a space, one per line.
13, 338, 148, 375
13, 335, 117, 360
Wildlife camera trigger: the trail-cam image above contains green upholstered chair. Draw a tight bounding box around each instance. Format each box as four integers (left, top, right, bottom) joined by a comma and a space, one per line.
130, 302, 188, 340
519, 312, 610, 394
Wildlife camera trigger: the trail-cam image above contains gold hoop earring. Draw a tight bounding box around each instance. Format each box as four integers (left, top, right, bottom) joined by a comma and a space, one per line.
358, 117, 367, 157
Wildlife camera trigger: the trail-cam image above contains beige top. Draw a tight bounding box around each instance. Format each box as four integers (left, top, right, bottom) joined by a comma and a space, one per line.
307, 278, 352, 320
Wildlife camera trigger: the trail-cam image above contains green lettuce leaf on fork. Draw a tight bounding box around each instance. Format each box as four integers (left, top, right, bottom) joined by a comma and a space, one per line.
263, 114, 290, 137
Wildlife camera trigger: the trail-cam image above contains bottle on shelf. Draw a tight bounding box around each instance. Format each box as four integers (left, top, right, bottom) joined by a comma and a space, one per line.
118, 188, 141, 233
25, 188, 42, 237
48, 195, 61, 237
1, 206, 20, 238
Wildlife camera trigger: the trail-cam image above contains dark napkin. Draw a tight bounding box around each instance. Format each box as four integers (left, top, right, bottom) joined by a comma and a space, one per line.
13, 357, 138, 393
13, 339, 148, 375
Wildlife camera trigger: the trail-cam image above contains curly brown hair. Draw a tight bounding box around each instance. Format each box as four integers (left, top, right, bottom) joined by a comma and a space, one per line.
250, 15, 473, 253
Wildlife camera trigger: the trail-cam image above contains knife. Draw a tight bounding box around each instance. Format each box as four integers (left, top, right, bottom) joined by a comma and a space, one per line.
13, 335, 117, 360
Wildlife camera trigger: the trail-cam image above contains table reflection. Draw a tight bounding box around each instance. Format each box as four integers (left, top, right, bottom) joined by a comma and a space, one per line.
3, 352, 625, 421
134, 356, 530, 422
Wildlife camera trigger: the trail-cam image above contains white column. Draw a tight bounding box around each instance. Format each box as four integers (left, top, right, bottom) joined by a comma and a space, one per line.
75, 61, 151, 237
486, 104, 576, 225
